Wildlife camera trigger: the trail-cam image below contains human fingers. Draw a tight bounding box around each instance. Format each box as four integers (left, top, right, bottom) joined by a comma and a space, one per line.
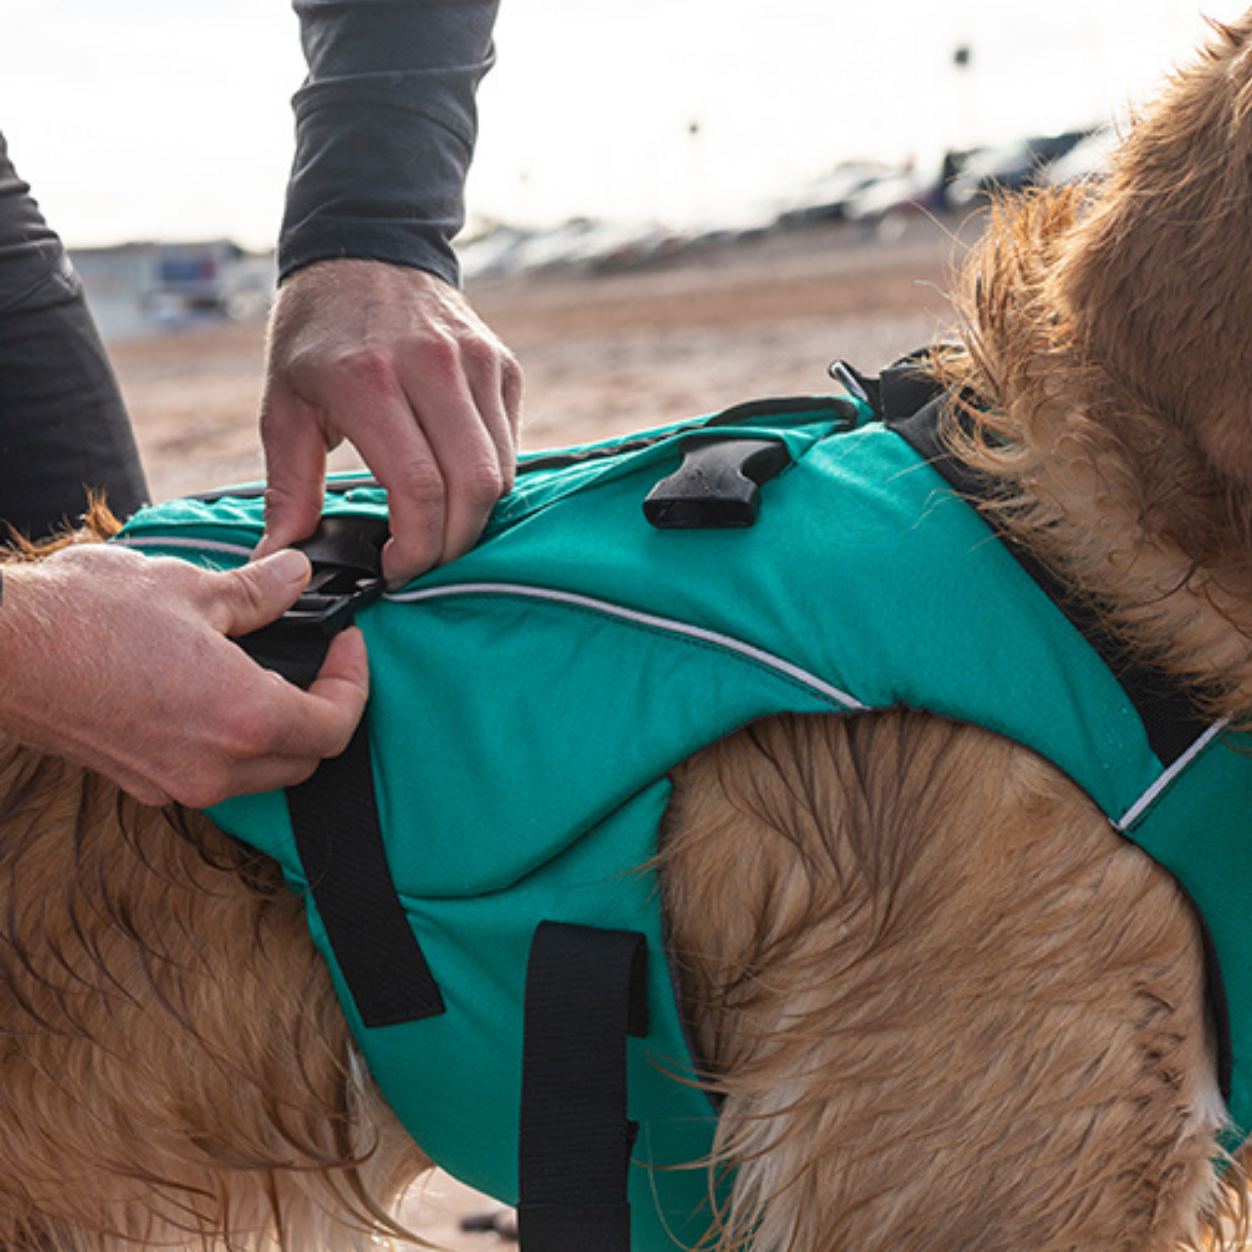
329, 314, 521, 581
159, 629, 368, 809
205, 629, 370, 798
276, 347, 481, 584
256, 381, 332, 560
190, 664, 368, 804
201, 561, 370, 763
260, 261, 523, 583
392, 337, 522, 573
280, 625, 371, 759
378, 380, 509, 582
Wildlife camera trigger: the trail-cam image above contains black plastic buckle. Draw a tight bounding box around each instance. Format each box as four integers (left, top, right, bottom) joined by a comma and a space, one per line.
239, 516, 390, 688
643, 436, 792, 529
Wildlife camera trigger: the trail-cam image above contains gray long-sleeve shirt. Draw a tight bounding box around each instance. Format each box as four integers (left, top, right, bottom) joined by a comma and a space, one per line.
280, 0, 500, 288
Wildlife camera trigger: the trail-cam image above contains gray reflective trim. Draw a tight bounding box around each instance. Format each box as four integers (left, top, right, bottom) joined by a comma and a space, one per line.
1116, 720, 1227, 831
386, 581, 867, 711
114, 535, 254, 559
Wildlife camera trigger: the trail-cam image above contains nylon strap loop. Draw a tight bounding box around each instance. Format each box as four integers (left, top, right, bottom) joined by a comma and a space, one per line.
519, 923, 649, 1252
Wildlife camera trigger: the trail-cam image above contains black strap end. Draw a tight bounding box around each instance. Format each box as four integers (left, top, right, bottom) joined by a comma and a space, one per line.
517, 1205, 631, 1252
287, 719, 446, 1028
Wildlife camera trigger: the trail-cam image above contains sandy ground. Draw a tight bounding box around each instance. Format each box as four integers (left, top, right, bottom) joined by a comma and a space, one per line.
107, 210, 977, 1248
112, 212, 976, 504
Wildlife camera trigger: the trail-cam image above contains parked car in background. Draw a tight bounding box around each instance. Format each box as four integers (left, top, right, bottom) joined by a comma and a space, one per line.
774, 161, 896, 227
1043, 125, 1119, 186
841, 152, 973, 223
945, 129, 1092, 208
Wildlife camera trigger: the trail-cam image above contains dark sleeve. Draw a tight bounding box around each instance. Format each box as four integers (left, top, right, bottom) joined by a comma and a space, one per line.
0, 134, 149, 536
279, 0, 500, 288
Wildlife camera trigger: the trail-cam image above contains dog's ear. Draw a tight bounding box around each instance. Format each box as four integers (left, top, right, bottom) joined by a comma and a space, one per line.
1056, 15, 1252, 486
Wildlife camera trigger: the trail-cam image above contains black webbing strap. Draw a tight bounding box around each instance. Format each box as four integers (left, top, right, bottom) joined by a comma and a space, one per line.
519, 923, 649, 1252
286, 717, 445, 1027
235, 517, 444, 1028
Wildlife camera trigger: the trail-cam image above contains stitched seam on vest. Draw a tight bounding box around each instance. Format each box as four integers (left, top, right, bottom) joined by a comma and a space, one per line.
1115, 719, 1228, 832
387, 581, 867, 710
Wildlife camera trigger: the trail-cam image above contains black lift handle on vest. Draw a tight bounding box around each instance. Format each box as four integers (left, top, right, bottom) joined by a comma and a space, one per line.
644, 436, 792, 529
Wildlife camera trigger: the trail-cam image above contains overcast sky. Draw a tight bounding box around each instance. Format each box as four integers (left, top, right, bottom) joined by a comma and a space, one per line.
0, 0, 1246, 248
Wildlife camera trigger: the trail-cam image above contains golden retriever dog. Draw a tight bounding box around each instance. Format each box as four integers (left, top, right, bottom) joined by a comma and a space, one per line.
5, 12, 1252, 1252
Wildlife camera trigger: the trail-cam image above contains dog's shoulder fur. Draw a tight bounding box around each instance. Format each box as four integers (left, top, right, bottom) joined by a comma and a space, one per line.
661, 711, 1233, 1252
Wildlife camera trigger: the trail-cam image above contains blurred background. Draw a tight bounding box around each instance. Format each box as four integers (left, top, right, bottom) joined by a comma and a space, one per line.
1, 0, 1246, 252
0, 0, 1246, 498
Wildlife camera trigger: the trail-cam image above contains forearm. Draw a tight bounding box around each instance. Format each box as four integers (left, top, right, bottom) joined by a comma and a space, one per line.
280, 0, 500, 286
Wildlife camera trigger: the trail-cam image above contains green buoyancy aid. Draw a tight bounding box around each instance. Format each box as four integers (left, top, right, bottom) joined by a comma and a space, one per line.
116, 388, 1252, 1251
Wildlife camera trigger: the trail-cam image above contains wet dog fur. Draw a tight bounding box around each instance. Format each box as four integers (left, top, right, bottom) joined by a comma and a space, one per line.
6, 13, 1252, 1252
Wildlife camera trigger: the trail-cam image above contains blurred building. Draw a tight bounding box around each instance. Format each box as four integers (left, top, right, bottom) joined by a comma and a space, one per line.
69, 240, 275, 342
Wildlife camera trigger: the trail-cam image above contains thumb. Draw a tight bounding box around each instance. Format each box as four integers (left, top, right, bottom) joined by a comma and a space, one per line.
213, 548, 312, 638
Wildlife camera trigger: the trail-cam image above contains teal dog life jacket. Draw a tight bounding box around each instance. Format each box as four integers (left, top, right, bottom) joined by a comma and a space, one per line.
116, 362, 1252, 1252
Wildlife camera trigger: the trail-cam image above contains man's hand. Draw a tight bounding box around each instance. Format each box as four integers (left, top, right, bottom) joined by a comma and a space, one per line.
0, 545, 369, 808
257, 259, 523, 585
